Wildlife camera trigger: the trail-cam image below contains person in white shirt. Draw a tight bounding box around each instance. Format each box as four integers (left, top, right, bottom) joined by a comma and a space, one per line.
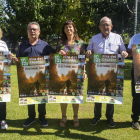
86, 16, 128, 127
0, 28, 14, 129
127, 33, 140, 130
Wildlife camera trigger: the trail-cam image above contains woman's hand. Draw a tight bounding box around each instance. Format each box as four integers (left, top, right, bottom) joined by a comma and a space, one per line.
58, 50, 66, 55
83, 71, 87, 82
9, 53, 14, 60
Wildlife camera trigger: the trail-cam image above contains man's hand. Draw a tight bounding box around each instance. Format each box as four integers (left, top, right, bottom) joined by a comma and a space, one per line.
86, 50, 92, 58
12, 57, 19, 64
58, 50, 66, 55
121, 51, 128, 58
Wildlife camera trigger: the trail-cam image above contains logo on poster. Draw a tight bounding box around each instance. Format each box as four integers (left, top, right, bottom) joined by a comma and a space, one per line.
136, 44, 140, 53
54, 54, 62, 63
94, 54, 101, 63
20, 57, 28, 66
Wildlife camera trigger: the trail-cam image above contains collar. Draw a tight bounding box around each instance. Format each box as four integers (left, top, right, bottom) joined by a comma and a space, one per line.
26, 38, 41, 46
101, 32, 112, 39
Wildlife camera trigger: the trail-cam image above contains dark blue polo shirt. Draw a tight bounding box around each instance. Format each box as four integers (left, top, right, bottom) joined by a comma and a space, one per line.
16, 39, 51, 57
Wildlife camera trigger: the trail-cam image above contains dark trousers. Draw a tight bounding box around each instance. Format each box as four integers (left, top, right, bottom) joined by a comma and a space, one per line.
131, 67, 140, 122
0, 102, 6, 121
94, 103, 114, 120
28, 104, 46, 119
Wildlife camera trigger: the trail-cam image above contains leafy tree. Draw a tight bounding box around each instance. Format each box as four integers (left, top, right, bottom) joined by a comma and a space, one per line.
0, 0, 136, 52
0, 0, 5, 28
2, 0, 67, 51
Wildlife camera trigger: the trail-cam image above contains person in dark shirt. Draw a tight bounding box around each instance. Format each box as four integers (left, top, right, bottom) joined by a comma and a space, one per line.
13, 22, 51, 127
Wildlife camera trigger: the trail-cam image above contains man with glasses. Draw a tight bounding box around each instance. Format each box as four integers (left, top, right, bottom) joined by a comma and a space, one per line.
13, 22, 51, 127
86, 16, 128, 127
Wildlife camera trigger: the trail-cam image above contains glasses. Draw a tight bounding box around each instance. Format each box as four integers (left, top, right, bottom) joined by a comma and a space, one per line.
100, 24, 111, 27
29, 28, 39, 31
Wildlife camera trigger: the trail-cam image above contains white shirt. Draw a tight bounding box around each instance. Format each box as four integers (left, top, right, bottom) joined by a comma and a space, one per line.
128, 33, 140, 49
0, 40, 9, 52
87, 32, 126, 54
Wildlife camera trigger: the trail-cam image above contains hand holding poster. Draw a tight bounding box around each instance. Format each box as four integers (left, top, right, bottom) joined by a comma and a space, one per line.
49, 54, 85, 103
17, 56, 50, 105
0, 52, 11, 102
87, 54, 124, 104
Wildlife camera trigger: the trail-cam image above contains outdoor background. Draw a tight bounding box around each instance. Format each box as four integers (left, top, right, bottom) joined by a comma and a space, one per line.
0, 0, 140, 139
0, 0, 138, 52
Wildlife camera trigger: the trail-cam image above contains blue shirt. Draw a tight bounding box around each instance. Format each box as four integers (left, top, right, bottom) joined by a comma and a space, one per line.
128, 33, 140, 49
16, 39, 51, 57
87, 32, 126, 54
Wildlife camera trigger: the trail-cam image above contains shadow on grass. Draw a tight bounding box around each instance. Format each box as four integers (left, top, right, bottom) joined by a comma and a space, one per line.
124, 61, 132, 80
0, 119, 131, 140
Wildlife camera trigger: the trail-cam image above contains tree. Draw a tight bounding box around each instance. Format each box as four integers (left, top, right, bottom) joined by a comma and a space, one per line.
80, 0, 135, 42
0, 0, 136, 52
0, 0, 5, 27
2, 0, 67, 51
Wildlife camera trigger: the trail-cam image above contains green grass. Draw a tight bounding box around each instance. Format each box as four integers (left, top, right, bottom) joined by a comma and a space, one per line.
0, 59, 140, 140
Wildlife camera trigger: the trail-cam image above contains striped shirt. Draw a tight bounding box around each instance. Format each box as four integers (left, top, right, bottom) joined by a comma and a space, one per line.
0, 40, 9, 52
87, 32, 126, 54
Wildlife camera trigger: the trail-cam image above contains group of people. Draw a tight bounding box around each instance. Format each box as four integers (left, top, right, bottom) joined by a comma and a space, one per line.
0, 16, 139, 130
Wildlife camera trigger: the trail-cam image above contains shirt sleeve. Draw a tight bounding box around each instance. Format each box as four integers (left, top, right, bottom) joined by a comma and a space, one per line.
128, 37, 133, 49
87, 37, 93, 51
119, 36, 126, 52
45, 44, 52, 55
4, 42, 9, 52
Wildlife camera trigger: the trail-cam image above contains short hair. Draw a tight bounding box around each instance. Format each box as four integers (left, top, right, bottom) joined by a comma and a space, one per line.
0, 28, 2, 40
61, 20, 80, 42
27, 22, 40, 30
100, 16, 112, 25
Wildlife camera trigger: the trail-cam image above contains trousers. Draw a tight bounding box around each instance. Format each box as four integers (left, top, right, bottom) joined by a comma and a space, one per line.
0, 102, 6, 121
94, 103, 114, 120
28, 103, 46, 119
131, 67, 140, 122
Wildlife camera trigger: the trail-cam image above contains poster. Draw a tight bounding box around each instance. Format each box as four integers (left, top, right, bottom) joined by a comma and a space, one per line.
87, 54, 124, 104
132, 44, 140, 93
48, 54, 85, 104
0, 52, 11, 102
17, 56, 50, 105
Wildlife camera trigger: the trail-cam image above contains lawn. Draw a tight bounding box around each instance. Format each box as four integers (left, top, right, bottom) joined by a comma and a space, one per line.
0, 59, 140, 140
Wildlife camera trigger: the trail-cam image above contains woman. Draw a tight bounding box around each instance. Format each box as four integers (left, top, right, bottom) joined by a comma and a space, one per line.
57, 20, 86, 127
0, 28, 14, 129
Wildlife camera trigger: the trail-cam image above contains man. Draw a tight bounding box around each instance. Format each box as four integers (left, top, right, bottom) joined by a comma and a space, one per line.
13, 22, 51, 127
86, 16, 128, 127
127, 33, 140, 130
